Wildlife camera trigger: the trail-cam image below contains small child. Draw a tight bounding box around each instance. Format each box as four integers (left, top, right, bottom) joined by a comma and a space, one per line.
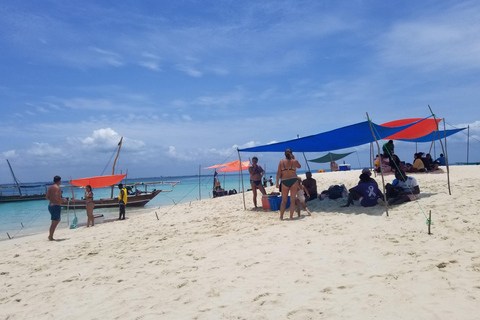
296, 177, 312, 217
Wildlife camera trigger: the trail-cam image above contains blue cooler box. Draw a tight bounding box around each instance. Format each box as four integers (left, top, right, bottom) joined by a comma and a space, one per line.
339, 164, 351, 171
268, 196, 290, 211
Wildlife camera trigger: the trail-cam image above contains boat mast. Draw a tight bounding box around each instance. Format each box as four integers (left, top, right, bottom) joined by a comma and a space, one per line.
110, 137, 123, 198
6, 159, 22, 196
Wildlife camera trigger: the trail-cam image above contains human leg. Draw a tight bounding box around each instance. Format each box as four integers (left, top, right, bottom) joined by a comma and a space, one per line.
49, 220, 60, 240
341, 190, 361, 207
119, 204, 125, 220
388, 195, 410, 205
48, 205, 61, 240
86, 205, 94, 226
250, 181, 258, 207
257, 183, 267, 196
289, 182, 299, 219
279, 185, 290, 220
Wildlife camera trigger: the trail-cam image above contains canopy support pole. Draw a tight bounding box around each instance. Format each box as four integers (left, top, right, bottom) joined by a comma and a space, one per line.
467, 125, 470, 164
297, 135, 311, 173
366, 113, 389, 217
370, 143, 376, 177
428, 130, 436, 155
198, 165, 201, 200
428, 106, 451, 195
237, 149, 246, 210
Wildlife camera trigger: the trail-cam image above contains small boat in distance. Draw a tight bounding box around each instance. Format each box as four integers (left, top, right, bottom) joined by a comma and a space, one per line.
0, 159, 49, 203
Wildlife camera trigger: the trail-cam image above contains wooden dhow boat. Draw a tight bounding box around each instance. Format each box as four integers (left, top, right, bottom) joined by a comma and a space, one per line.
0, 159, 49, 203
61, 137, 180, 210
61, 181, 180, 210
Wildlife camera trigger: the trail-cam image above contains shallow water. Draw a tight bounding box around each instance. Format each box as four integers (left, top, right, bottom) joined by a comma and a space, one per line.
0, 172, 274, 241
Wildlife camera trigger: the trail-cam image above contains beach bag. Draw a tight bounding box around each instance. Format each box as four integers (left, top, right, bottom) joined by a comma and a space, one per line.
328, 185, 345, 199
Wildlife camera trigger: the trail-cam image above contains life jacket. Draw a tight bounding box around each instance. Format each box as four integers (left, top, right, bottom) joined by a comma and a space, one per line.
118, 188, 128, 204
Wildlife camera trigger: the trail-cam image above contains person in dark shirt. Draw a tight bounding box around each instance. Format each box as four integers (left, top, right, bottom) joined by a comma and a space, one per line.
358, 168, 377, 186
342, 172, 383, 207
302, 172, 318, 201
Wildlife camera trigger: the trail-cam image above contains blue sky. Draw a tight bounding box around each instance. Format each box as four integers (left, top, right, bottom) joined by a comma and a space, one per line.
1, 0, 480, 184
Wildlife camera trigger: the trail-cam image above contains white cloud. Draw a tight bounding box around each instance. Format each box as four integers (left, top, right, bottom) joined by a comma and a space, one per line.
175, 64, 203, 77
89, 46, 124, 67
27, 142, 62, 157
3, 150, 16, 159
139, 60, 161, 71
379, 3, 480, 72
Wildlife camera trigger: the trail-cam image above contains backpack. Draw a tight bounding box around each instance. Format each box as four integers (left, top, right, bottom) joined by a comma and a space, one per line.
328, 185, 346, 199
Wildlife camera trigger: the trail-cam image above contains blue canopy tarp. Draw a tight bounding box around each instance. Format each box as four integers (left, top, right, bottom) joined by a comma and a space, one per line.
397, 128, 466, 142
239, 120, 422, 153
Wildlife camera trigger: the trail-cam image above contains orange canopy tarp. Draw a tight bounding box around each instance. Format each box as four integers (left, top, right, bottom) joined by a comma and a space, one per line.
70, 174, 126, 188
217, 160, 250, 172
382, 118, 441, 140
203, 159, 241, 169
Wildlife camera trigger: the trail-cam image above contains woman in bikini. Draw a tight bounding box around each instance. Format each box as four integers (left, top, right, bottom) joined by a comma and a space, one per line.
85, 185, 95, 227
276, 148, 301, 220
249, 156, 266, 208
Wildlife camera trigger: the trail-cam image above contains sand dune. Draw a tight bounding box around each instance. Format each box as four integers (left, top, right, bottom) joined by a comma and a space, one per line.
1, 166, 479, 319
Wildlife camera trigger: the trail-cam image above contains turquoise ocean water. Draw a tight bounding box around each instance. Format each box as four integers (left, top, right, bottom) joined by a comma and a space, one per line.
0, 172, 275, 241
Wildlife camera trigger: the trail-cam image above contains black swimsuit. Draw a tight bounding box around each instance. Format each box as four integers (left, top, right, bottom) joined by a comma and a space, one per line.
281, 160, 298, 187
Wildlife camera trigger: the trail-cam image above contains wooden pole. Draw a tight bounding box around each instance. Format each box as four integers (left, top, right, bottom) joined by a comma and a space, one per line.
370, 143, 376, 177
366, 113, 389, 216
110, 137, 123, 198
238, 149, 246, 210
429, 210, 433, 233
198, 165, 201, 200
6, 159, 22, 196
467, 125, 470, 164
297, 134, 311, 173
428, 130, 436, 155
428, 106, 451, 195
443, 119, 451, 195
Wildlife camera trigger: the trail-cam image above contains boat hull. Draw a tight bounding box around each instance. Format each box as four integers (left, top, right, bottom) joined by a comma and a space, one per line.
0, 194, 46, 203
61, 190, 162, 209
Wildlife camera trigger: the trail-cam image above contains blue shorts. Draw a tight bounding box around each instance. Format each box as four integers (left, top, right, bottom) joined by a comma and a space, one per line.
48, 205, 61, 221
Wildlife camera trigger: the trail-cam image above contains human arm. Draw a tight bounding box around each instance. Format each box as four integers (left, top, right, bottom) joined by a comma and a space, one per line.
303, 185, 310, 197
276, 162, 282, 188
294, 155, 301, 169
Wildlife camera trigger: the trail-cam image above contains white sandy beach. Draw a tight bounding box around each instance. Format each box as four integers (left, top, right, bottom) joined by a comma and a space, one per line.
1, 166, 479, 319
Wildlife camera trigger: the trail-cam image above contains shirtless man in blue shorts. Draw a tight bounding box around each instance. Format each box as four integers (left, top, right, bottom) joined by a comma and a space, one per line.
45, 175, 66, 241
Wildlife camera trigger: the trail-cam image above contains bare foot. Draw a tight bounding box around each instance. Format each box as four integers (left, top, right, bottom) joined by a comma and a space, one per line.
48, 237, 55, 241
306, 208, 312, 216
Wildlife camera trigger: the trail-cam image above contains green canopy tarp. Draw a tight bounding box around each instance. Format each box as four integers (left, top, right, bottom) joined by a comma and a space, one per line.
308, 151, 355, 163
